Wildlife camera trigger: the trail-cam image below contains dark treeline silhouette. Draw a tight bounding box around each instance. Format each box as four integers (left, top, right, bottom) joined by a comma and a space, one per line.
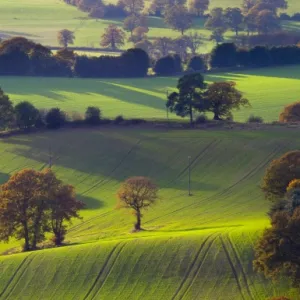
0, 37, 149, 78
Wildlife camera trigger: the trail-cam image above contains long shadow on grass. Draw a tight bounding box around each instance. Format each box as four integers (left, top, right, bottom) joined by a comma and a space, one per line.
78, 195, 104, 210
0, 172, 9, 184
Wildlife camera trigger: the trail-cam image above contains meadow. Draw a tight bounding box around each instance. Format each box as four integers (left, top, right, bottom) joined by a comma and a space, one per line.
0, 127, 300, 299
1, 65, 300, 123
0, 0, 300, 53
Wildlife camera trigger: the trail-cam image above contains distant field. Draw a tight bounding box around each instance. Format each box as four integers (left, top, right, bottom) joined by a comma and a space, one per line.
0, 0, 300, 52
1, 65, 300, 122
0, 128, 300, 299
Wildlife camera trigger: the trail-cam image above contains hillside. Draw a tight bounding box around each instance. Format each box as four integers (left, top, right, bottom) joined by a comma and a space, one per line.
0, 0, 300, 52
0, 128, 300, 299
1, 65, 300, 123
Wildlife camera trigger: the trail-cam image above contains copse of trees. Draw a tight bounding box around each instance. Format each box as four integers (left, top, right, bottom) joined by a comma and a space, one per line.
0, 169, 84, 251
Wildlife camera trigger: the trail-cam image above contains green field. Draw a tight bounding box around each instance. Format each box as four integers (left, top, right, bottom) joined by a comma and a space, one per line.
0, 127, 299, 299
0, 0, 300, 53
1, 65, 300, 123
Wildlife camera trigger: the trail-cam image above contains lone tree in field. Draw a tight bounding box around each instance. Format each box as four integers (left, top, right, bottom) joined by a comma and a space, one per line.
262, 151, 300, 201
100, 25, 126, 50
279, 102, 300, 123
166, 73, 207, 126
57, 29, 75, 48
164, 5, 192, 35
0, 87, 14, 130
117, 177, 158, 231
205, 81, 250, 120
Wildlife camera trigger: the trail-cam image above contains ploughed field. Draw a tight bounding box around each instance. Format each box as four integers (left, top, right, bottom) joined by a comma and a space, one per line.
0, 0, 300, 53
2, 65, 300, 123
0, 128, 300, 299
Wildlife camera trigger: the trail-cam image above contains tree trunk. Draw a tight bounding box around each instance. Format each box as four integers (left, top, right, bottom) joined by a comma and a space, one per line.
23, 222, 30, 251
135, 209, 141, 231
213, 112, 221, 120
189, 105, 193, 127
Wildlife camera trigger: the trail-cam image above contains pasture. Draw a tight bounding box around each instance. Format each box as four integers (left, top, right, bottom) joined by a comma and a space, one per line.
1, 65, 300, 122
0, 0, 300, 53
0, 128, 300, 299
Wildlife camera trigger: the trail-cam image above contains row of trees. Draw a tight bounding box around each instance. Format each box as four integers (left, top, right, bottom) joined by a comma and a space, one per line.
254, 150, 300, 291
0, 169, 84, 251
166, 73, 250, 123
0, 88, 103, 131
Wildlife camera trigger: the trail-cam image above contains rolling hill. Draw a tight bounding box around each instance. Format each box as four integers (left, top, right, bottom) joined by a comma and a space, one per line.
0, 127, 299, 299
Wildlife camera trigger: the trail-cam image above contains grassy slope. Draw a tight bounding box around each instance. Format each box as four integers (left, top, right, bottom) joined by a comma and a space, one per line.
1, 65, 300, 122
0, 128, 300, 299
0, 0, 299, 53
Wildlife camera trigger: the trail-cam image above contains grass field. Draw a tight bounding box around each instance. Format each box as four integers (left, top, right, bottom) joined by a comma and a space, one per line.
0, 127, 300, 299
0, 0, 300, 53
1, 65, 300, 123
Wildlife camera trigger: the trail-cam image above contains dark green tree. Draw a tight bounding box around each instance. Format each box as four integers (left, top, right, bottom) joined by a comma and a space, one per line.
0, 88, 14, 129
46, 108, 66, 129
224, 7, 244, 36
15, 101, 39, 129
85, 106, 101, 125
166, 73, 207, 125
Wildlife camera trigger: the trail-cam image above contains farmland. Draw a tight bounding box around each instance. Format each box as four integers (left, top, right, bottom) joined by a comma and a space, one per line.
0, 128, 299, 299
0, 0, 300, 53
1, 65, 300, 123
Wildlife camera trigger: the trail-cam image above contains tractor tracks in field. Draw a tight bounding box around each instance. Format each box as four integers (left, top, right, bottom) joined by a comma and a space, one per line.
220, 235, 254, 300
0, 253, 34, 300
83, 242, 126, 300
171, 233, 220, 300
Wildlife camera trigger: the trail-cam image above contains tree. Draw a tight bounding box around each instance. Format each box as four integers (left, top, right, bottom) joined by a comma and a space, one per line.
224, 7, 244, 36
46, 108, 66, 129
100, 25, 126, 50
119, 0, 144, 15
0, 87, 14, 129
205, 81, 250, 120
210, 43, 237, 68
210, 28, 225, 44
260, 0, 288, 11
205, 7, 226, 30
173, 36, 189, 60
262, 151, 300, 201
154, 55, 182, 76
0, 169, 49, 251
85, 106, 101, 125
49, 183, 84, 245
166, 73, 207, 125
152, 37, 173, 57
187, 55, 206, 71
287, 179, 300, 192
134, 38, 152, 53
15, 101, 39, 129
279, 102, 300, 123
256, 10, 281, 34
164, 5, 192, 35
117, 177, 158, 231
123, 15, 143, 36
186, 32, 203, 55
254, 207, 300, 289
188, 0, 209, 17
57, 29, 75, 48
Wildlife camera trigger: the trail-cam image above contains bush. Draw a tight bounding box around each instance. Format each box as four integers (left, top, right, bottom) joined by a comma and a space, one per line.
195, 114, 208, 124
187, 56, 206, 72
279, 102, 300, 123
14, 101, 39, 129
46, 108, 66, 129
126, 118, 146, 125
85, 106, 101, 125
114, 115, 125, 124
154, 55, 182, 76
247, 115, 264, 123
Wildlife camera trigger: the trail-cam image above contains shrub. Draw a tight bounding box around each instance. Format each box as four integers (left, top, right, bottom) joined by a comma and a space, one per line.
279, 102, 300, 123
195, 114, 208, 124
46, 108, 66, 129
85, 106, 101, 125
14, 101, 39, 129
247, 115, 264, 123
187, 56, 206, 72
154, 55, 182, 76
114, 115, 125, 124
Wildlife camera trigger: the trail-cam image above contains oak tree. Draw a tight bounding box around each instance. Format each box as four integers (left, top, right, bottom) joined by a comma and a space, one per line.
100, 25, 126, 50
57, 29, 75, 48
117, 177, 158, 231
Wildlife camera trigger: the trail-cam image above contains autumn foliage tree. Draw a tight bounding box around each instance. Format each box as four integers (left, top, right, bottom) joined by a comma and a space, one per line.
262, 151, 300, 201
117, 177, 158, 231
101, 25, 126, 50
279, 102, 300, 123
57, 29, 75, 48
0, 169, 84, 251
